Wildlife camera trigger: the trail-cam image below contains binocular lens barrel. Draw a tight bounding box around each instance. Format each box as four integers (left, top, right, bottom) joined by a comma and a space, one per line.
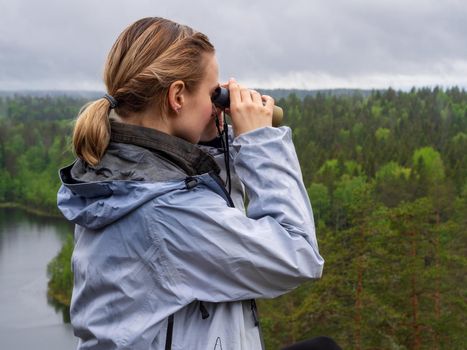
211, 87, 283, 126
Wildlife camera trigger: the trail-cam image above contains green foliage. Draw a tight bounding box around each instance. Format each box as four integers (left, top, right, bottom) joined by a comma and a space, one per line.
344, 160, 364, 177
262, 87, 467, 349
0, 110, 75, 212
375, 161, 413, 207
1, 89, 466, 349
413, 146, 445, 183
375, 127, 390, 141
4, 95, 88, 121
307, 183, 330, 228
47, 234, 74, 305
376, 161, 411, 181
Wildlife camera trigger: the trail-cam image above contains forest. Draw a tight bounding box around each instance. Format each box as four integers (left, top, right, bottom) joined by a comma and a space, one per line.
0, 88, 465, 349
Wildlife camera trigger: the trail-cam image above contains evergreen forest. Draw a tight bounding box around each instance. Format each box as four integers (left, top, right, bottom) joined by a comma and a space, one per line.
0, 88, 465, 349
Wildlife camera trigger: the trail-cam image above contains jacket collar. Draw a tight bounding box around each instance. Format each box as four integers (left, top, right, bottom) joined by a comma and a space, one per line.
109, 121, 220, 177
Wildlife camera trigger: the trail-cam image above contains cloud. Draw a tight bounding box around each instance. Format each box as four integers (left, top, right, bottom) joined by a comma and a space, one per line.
0, 0, 466, 90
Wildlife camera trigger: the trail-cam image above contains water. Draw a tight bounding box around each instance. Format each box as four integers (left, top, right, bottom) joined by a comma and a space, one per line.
0, 208, 78, 350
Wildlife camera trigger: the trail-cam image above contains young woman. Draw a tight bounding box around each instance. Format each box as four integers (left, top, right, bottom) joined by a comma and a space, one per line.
58, 17, 329, 350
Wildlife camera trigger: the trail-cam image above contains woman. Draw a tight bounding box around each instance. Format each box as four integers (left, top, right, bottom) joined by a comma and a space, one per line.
58, 17, 327, 349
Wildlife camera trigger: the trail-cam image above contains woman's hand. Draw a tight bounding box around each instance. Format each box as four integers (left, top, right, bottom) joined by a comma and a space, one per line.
228, 78, 274, 137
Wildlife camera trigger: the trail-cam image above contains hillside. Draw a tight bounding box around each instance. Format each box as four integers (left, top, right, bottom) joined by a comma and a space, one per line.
0, 87, 465, 349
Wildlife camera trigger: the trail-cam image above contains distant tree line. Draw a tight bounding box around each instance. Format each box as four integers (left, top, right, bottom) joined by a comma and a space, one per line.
0, 87, 465, 349
0, 95, 88, 212
261, 87, 466, 349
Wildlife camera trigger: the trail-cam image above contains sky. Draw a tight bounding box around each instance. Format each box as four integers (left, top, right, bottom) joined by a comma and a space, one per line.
1, 0, 466, 91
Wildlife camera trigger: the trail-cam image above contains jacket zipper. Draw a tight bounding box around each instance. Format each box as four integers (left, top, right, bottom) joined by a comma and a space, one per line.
208, 171, 266, 350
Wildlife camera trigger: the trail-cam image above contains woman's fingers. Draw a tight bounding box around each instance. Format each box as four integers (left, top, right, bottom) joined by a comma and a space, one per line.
251, 90, 262, 104
262, 95, 274, 109
227, 78, 274, 136
228, 78, 241, 106
240, 88, 252, 103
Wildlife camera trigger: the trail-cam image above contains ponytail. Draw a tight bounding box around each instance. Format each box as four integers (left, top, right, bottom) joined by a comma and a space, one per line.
73, 98, 111, 166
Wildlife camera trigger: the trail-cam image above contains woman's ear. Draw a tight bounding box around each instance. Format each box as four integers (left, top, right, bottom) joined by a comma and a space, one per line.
168, 80, 186, 114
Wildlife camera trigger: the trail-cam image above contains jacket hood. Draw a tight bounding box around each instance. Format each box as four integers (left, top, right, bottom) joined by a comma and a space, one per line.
57, 122, 222, 230
58, 163, 184, 230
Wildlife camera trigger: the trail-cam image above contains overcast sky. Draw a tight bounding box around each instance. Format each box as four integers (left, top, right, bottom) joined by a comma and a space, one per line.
1, 0, 466, 91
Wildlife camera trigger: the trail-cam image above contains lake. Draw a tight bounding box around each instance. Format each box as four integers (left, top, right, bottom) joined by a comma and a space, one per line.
0, 208, 78, 350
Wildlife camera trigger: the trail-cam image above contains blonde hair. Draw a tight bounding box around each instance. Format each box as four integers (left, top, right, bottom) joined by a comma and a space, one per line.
73, 17, 215, 165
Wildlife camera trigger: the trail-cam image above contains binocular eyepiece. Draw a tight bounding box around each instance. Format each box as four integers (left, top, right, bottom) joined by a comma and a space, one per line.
211, 87, 283, 126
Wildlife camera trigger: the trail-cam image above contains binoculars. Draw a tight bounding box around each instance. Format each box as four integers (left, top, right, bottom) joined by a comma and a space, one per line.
211, 87, 283, 126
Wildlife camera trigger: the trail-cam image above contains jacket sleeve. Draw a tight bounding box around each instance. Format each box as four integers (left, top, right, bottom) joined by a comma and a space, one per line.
150, 126, 324, 303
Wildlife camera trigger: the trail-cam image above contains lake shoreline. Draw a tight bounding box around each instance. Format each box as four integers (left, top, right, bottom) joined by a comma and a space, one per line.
0, 202, 63, 219
0, 204, 72, 308
0, 207, 78, 349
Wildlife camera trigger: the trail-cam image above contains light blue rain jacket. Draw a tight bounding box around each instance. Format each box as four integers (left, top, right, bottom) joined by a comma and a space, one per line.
57, 122, 324, 350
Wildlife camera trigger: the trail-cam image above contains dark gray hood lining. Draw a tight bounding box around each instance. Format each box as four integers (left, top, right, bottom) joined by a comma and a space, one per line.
68, 122, 221, 184
109, 121, 220, 177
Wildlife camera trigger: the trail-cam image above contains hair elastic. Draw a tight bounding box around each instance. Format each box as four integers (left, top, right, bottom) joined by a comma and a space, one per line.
103, 93, 118, 109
